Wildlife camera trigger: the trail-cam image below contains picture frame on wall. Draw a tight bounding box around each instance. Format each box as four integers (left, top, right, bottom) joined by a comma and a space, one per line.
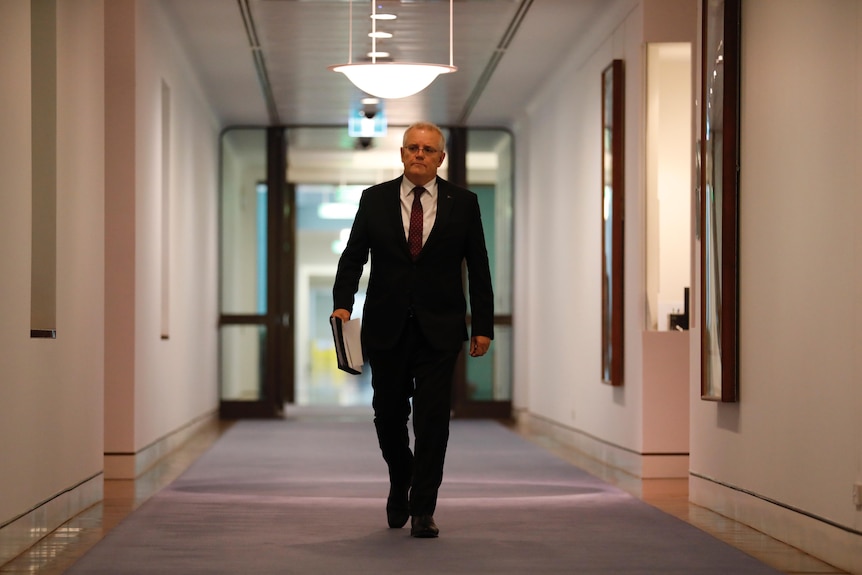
601, 59, 624, 387
700, 0, 740, 401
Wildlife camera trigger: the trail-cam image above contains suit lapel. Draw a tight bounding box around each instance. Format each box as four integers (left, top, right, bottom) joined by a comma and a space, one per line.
386, 177, 411, 257
422, 177, 454, 255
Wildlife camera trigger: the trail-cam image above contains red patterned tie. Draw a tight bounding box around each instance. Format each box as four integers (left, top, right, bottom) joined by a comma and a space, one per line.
408, 187, 425, 260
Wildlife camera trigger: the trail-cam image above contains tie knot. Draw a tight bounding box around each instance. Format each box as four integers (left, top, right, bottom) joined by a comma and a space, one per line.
412, 186, 426, 200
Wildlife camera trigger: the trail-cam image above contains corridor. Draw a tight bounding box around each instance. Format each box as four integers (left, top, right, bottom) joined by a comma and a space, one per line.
1, 412, 847, 575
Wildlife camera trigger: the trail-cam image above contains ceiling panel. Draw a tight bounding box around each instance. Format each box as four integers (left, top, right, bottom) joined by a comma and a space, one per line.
251, 0, 521, 126
161, 0, 608, 129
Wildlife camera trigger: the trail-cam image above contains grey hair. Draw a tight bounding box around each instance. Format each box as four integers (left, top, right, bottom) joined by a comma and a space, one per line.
403, 122, 445, 150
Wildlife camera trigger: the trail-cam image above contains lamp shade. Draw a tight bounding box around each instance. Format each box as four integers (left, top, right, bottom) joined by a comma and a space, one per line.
329, 62, 457, 99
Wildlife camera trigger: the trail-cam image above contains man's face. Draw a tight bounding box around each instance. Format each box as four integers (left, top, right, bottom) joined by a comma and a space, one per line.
401, 128, 446, 185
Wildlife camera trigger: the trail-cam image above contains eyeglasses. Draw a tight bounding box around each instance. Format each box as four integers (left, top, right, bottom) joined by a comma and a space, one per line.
404, 144, 440, 155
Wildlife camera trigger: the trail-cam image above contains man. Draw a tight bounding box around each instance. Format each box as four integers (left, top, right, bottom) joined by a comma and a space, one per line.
331, 122, 494, 538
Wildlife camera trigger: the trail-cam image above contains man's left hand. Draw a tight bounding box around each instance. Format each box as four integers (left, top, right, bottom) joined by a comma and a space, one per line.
469, 336, 491, 357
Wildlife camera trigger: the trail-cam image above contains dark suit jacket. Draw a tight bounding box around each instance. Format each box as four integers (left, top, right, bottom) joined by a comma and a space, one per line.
333, 175, 494, 352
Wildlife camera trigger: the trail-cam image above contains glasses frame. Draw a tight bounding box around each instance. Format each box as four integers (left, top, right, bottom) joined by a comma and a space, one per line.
403, 144, 440, 155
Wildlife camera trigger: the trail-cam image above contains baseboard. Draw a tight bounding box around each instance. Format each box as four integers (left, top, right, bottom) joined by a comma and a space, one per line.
516, 410, 689, 479
690, 474, 862, 574
0, 472, 102, 567
104, 409, 218, 479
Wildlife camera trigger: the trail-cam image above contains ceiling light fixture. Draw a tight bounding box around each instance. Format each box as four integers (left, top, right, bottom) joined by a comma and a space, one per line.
329, 0, 457, 100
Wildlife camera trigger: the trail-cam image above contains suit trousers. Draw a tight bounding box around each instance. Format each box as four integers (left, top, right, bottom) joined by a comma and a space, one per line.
367, 316, 460, 516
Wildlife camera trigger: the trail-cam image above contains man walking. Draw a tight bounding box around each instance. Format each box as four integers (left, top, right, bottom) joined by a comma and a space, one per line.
331, 121, 494, 538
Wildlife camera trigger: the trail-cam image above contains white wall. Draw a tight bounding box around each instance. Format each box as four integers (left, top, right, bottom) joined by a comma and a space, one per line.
103, 0, 220, 474
1, 0, 219, 556
513, 0, 646, 451
134, 0, 220, 448
512, 0, 695, 478
0, 0, 104, 534
514, 0, 861, 568
0, 0, 219, 532
690, 0, 862, 570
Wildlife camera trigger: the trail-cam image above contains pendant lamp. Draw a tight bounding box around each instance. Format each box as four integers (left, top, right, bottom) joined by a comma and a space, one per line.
329, 0, 457, 99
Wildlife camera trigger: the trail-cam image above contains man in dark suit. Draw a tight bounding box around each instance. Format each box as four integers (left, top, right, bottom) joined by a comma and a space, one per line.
332, 121, 494, 538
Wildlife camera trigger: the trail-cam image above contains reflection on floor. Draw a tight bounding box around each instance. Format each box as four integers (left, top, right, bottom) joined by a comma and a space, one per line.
0, 415, 849, 575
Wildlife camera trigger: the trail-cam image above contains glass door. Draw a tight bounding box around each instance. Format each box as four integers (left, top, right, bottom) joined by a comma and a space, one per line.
450, 128, 514, 418
218, 125, 513, 419
218, 127, 294, 418
287, 126, 404, 407
294, 182, 374, 406
287, 126, 514, 417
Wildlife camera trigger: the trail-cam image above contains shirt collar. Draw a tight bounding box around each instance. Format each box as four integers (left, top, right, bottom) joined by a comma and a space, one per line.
401, 176, 437, 200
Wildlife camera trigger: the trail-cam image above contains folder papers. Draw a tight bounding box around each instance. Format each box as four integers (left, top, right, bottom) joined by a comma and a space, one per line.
330, 316, 363, 374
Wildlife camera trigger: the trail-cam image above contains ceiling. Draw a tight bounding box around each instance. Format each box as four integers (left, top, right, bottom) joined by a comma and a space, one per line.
160, 0, 609, 130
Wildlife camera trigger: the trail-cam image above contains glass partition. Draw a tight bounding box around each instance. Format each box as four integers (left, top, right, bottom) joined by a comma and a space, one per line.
218, 125, 514, 416
219, 128, 269, 407
465, 129, 513, 403
220, 129, 267, 316
220, 325, 266, 401
287, 126, 411, 406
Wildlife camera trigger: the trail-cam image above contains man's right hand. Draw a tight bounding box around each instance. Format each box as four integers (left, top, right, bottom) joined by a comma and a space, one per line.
331, 308, 351, 322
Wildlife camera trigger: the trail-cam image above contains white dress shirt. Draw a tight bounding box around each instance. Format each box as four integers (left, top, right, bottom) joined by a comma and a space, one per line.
400, 177, 438, 247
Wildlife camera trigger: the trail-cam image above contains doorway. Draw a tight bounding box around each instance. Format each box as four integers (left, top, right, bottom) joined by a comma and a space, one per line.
218, 127, 292, 418
218, 125, 513, 418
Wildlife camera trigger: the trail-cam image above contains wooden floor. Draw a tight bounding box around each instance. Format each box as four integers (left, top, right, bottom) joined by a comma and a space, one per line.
0, 416, 849, 575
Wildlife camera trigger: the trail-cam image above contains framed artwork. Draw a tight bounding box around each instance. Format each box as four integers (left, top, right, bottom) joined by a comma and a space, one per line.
700, 0, 740, 401
601, 59, 624, 386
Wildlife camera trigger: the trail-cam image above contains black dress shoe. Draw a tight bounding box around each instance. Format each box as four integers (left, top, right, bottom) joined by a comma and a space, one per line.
386, 488, 409, 528
410, 515, 439, 538
387, 507, 409, 529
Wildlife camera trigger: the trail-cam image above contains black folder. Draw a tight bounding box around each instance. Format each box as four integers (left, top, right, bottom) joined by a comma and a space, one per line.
329, 316, 363, 374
